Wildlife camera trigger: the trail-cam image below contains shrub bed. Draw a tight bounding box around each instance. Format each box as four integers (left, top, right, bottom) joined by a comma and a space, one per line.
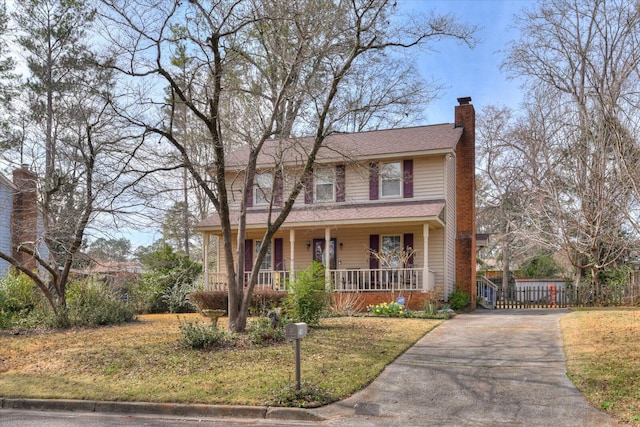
189, 290, 288, 314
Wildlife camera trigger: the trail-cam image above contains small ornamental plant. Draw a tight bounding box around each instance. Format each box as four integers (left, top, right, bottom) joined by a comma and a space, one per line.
368, 301, 408, 317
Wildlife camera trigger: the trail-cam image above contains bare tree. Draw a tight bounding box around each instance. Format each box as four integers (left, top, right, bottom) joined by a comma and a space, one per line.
476, 105, 534, 290
0, 0, 147, 317
503, 0, 640, 286
99, 0, 477, 332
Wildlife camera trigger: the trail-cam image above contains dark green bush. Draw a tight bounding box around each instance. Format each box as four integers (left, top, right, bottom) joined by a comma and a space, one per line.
520, 251, 562, 279
178, 320, 232, 350
246, 315, 287, 346
449, 287, 470, 310
189, 290, 288, 314
0, 272, 42, 329
127, 274, 166, 313
131, 242, 202, 313
65, 281, 136, 326
284, 262, 329, 326
249, 290, 288, 314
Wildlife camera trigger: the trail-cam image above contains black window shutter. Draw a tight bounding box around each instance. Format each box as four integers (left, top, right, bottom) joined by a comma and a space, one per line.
369, 234, 380, 269
274, 170, 283, 206
403, 159, 413, 198
246, 185, 253, 207
244, 239, 253, 272
336, 164, 345, 202
274, 238, 283, 270
304, 169, 313, 204
369, 162, 379, 200
403, 233, 414, 267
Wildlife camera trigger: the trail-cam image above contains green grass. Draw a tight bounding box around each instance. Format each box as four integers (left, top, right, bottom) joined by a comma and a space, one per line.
561, 308, 640, 425
0, 314, 441, 406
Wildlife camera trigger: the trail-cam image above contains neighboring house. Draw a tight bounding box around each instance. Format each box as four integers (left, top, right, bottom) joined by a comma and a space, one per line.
0, 172, 17, 276
0, 166, 41, 276
196, 98, 477, 308
81, 260, 145, 291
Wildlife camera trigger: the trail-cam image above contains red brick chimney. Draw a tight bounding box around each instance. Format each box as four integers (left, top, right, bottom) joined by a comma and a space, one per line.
454, 97, 476, 306
12, 165, 38, 270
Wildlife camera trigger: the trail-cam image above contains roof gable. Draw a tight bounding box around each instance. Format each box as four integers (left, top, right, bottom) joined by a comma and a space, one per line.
0, 172, 16, 190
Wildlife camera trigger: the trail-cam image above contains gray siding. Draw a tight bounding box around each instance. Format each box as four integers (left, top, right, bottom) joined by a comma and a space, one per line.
0, 181, 12, 276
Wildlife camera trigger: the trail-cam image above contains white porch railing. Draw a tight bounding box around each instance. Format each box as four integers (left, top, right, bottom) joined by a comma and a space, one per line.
207, 271, 289, 292
207, 268, 434, 292
476, 275, 498, 309
332, 268, 433, 292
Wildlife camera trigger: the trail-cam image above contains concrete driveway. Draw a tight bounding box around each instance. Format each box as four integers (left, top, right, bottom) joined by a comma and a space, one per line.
314, 309, 623, 427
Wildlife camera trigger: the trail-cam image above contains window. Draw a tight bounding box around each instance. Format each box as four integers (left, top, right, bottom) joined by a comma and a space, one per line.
382, 235, 401, 268
254, 172, 273, 205
255, 241, 272, 270
380, 162, 402, 197
314, 166, 335, 202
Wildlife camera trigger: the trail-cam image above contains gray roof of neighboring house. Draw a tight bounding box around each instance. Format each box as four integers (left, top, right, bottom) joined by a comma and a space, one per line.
226, 123, 462, 168
196, 199, 445, 230
0, 172, 16, 190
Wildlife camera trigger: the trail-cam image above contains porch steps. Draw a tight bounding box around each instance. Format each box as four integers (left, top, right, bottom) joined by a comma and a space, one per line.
476, 299, 494, 310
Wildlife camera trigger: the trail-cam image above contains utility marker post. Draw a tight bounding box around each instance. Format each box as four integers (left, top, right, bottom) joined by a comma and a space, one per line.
285, 322, 308, 390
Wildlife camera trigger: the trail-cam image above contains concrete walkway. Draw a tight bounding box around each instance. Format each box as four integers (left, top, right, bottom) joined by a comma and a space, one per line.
314, 309, 623, 426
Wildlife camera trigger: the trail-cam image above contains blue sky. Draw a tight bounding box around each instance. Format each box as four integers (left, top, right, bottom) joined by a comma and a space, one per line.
399, 0, 535, 124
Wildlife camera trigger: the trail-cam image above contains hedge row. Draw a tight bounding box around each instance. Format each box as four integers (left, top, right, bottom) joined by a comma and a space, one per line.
189, 290, 288, 314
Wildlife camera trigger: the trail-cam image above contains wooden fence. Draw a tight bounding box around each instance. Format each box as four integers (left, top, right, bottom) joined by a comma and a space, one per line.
495, 282, 640, 309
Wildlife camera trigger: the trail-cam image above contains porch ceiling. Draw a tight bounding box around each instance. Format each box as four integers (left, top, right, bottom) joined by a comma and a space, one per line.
196, 199, 445, 231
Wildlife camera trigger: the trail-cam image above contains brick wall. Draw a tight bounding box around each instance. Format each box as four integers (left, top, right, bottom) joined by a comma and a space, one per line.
454, 97, 477, 305
12, 166, 38, 270
335, 291, 434, 311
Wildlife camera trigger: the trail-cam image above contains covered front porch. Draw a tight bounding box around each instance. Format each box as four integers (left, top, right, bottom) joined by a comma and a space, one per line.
201, 220, 446, 297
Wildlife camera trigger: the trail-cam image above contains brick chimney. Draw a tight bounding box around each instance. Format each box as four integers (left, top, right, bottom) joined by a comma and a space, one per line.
454, 97, 476, 306
12, 165, 38, 270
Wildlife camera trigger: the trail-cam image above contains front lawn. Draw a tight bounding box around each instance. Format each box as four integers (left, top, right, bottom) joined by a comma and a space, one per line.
0, 314, 441, 406
561, 308, 640, 425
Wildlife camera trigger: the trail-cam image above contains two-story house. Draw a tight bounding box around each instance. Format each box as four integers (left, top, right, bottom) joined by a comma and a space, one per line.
196, 98, 476, 309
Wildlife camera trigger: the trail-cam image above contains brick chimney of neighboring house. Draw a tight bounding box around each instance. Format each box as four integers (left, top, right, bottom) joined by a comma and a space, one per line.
12, 165, 38, 270
455, 97, 477, 306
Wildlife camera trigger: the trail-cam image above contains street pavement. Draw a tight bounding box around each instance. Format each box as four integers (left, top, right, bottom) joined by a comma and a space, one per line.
0, 309, 626, 426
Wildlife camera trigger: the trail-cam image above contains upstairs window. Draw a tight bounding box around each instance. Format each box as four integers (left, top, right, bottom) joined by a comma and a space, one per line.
380, 162, 402, 197
254, 172, 273, 205
314, 166, 335, 202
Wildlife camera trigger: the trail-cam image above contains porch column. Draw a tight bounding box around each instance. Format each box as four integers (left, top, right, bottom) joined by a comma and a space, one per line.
289, 229, 296, 282
423, 224, 430, 290
203, 233, 210, 290
325, 227, 331, 290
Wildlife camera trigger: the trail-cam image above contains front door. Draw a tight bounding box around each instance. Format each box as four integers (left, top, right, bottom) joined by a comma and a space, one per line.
312, 238, 336, 270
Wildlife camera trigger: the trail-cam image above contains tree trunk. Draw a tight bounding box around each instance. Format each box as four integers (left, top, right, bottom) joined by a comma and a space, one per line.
502, 240, 510, 294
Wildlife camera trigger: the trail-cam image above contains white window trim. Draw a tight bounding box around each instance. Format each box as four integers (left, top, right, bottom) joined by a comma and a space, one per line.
314, 166, 335, 203
380, 161, 402, 198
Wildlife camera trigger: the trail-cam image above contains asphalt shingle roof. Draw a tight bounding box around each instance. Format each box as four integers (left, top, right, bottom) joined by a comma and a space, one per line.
226, 123, 462, 168
196, 199, 445, 230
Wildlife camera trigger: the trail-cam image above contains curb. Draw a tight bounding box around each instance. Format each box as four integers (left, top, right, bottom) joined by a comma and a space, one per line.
0, 398, 326, 422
